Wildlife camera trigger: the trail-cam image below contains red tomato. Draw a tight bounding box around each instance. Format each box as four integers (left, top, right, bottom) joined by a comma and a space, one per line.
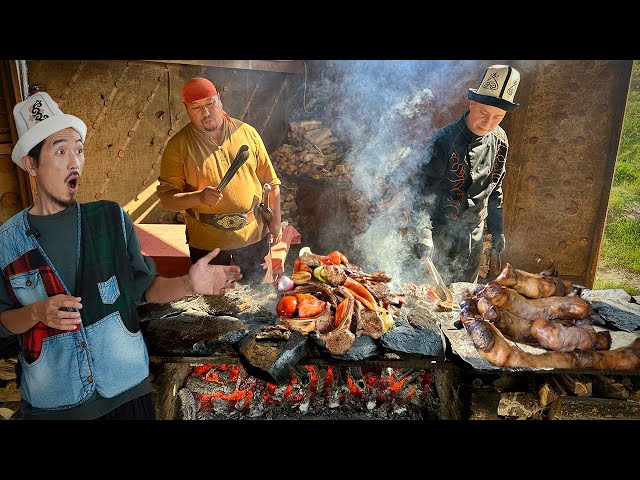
320, 251, 342, 266
294, 258, 313, 273
326, 251, 342, 265
319, 256, 332, 266
276, 295, 298, 317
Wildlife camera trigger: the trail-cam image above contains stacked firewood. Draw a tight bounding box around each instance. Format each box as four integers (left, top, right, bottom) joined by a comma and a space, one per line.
270, 121, 371, 233
278, 181, 300, 230
271, 121, 350, 180
0, 358, 20, 420
469, 372, 640, 420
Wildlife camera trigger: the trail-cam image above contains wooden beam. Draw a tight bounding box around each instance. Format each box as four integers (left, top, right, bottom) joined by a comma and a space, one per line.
1, 60, 33, 208
0, 144, 12, 155
145, 60, 305, 74
149, 354, 455, 370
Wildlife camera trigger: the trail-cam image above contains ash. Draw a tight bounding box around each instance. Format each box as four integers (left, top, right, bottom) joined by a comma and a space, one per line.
223, 283, 280, 322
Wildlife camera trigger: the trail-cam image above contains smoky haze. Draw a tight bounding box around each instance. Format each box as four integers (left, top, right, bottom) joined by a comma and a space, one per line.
296, 60, 487, 288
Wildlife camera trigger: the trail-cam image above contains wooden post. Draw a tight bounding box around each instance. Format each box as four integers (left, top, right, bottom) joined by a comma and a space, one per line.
150, 362, 192, 420
1, 60, 33, 208
433, 366, 464, 420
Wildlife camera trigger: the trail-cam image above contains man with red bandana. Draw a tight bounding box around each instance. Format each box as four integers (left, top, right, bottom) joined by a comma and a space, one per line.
411, 65, 521, 285
157, 77, 282, 284
0, 91, 242, 419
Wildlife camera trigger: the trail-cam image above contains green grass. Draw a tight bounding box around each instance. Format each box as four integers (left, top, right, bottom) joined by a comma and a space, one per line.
599, 217, 640, 271
593, 278, 640, 296
596, 60, 640, 293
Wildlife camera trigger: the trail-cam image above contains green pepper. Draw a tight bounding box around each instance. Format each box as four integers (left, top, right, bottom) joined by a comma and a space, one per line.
313, 266, 329, 284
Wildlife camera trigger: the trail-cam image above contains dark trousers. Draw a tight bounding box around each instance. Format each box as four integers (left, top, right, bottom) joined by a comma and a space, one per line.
95, 393, 156, 420
189, 235, 270, 285
432, 221, 485, 285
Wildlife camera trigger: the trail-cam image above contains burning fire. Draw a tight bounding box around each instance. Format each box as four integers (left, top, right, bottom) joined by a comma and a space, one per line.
182, 363, 435, 419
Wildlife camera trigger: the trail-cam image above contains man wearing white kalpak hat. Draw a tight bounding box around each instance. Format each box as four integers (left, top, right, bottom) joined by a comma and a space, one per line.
411, 64, 520, 285
0, 92, 242, 420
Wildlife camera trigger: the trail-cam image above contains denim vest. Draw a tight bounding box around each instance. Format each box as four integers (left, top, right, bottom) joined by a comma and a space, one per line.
0, 201, 149, 410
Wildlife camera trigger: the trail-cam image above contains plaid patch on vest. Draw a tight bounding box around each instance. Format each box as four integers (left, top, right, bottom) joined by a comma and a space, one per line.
4, 249, 67, 363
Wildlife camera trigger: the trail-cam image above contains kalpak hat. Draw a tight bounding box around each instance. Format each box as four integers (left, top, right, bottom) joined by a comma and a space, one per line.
468, 64, 520, 111
11, 92, 87, 170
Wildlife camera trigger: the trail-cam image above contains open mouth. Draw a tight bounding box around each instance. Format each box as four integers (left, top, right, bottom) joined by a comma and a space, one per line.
67, 175, 79, 192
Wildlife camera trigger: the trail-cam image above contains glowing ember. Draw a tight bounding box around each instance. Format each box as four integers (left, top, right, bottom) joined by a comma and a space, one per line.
180, 363, 438, 420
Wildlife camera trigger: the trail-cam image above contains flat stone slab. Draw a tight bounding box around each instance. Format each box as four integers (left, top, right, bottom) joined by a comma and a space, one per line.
439, 283, 640, 372
143, 312, 249, 357
381, 307, 444, 357
237, 330, 308, 384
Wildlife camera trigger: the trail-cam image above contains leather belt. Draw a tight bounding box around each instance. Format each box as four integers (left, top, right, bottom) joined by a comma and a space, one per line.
186, 208, 256, 231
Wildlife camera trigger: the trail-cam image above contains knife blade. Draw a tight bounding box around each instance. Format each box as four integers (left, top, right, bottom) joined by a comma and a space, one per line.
217, 145, 250, 193
425, 256, 448, 300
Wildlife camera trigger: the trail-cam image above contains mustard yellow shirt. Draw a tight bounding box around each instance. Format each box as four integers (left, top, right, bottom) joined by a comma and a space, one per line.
157, 115, 281, 250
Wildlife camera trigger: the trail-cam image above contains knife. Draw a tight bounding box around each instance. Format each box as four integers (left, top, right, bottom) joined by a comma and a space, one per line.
425, 256, 449, 301
216, 145, 250, 193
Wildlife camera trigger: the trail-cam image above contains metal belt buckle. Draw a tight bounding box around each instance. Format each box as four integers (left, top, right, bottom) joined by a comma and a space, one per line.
211, 213, 248, 231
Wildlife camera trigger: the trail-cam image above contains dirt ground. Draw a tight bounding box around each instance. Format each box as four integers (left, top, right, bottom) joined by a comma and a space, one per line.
595, 264, 640, 294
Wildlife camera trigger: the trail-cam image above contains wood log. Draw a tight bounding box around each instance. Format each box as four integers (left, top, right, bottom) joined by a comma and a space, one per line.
469, 391, 500, 420
150, 362, 192, 420
299, 120, 322, 130
0, 406, 16, 420
549, 375, 567, 396
539, 382, 559, 407
0, 381, 20, 402
433, 367, 464, 420
316, 136, 337, 148
305, 128, 332, 144
497, 391, 542, 418
548, 396, 640, 419
0, 359, 17, 381
594, 375, 630, 400
556, 374, 592, 396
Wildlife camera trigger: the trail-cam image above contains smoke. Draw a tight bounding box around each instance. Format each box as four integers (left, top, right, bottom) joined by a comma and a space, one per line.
295, 60, 487, 287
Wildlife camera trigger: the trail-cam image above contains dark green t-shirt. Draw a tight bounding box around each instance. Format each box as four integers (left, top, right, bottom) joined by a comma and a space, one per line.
0, 203, 158, 419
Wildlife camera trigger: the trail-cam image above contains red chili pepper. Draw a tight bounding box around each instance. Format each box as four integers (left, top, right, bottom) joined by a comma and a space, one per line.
343, 277, 378, 311
334, 297, 349, 327
346, 289, 377, 311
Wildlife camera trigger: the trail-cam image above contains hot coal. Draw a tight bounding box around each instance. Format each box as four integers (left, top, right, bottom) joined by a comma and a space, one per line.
178, 362, 440, 420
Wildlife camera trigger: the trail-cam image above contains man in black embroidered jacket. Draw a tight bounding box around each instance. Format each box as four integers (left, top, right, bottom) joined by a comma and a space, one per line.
411, 64, 521, 285
0, 91, 243, 420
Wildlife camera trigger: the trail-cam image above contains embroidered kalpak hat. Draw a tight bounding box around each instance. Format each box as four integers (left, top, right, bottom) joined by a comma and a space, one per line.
11, 92, 87, 170
468, 64, 520, 111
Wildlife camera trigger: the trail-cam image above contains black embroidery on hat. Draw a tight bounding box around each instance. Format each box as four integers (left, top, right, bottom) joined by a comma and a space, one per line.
507, 79, 518, 97
482, 72, 500, 91
30, 99, 49, 122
